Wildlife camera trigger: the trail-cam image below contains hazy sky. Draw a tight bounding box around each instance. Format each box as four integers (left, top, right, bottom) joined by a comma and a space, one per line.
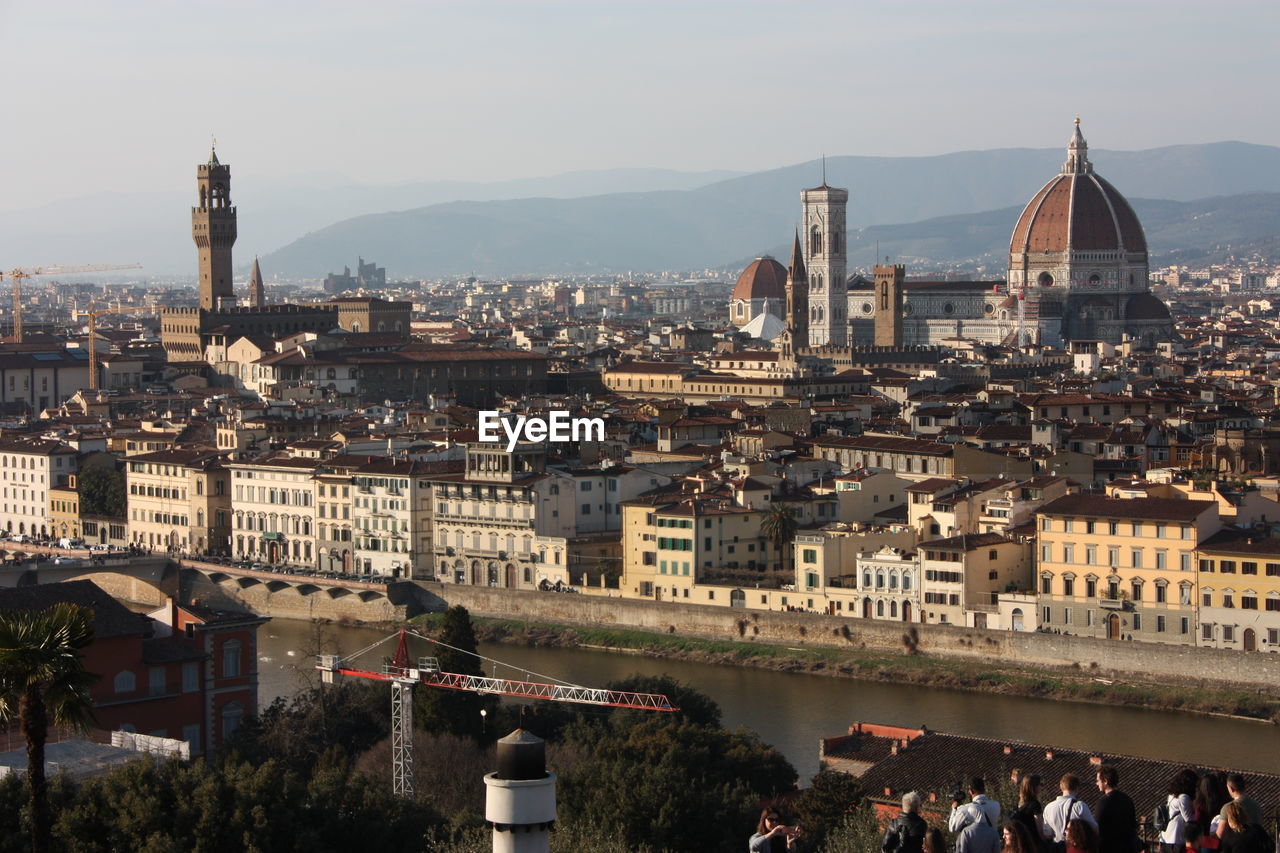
2, 0, 1276, 210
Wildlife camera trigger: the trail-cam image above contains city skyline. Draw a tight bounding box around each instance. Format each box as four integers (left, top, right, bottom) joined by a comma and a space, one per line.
2, 0, 1277, 211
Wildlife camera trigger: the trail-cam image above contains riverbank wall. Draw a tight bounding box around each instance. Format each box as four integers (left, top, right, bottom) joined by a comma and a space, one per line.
412, 582, 1280, 691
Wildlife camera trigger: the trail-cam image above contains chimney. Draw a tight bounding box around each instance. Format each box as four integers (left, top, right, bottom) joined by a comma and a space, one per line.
1089, 756, 1103, 766
890, 743, 898, 755
1045, 750, 1055, 760
485, 729, 555, 853
1003, 745, 1013, 755
884, 787, 893, 797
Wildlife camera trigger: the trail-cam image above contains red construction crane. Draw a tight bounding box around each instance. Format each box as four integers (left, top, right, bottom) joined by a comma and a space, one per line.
316, 628, 678, 797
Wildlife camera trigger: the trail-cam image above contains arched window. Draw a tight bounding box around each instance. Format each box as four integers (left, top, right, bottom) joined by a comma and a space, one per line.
876, 572, 885, 588
113, 671, 136, 693
875, 600, 884, 617
810, 226, 822, 255
890, 601, 898, 618
902, 573, 912, 591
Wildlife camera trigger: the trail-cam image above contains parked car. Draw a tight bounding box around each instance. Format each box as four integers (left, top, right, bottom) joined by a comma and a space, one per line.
89, 544, 112, 553
11, 534, 32, 544
52, 556, 79, 566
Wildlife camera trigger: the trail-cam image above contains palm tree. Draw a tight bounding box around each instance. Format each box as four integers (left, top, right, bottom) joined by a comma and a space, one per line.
0, 603, 97, 853
760, 502, 799, 576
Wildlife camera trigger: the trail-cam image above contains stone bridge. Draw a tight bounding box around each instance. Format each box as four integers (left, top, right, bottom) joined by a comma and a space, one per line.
0, 548, 425, 622
178, 559, 420, 622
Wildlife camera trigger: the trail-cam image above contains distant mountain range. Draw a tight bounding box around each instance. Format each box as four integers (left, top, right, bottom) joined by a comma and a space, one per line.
5, 142, 1280, 278
0, 167, 743, 275
260, 142, 1280, 277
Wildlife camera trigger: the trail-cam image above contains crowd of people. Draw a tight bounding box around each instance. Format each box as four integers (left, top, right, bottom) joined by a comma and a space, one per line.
748, 765, 1275, 853
877, 767, 1273, 853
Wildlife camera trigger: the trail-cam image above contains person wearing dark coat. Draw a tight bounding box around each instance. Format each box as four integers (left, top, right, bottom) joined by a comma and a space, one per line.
1094, 765, 1140, 853
882, 791, 928, 853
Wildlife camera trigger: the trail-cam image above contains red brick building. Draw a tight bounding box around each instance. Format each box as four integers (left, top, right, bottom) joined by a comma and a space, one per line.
0, 581, 267, 756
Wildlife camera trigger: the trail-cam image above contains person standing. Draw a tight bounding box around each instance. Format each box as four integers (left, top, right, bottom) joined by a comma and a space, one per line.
883, 791, 928, 853
749, 809, 798, 852
950, 777, 1002, 835
955, 811, 1001, 853
1160, 769, 1199, 852
1217, 775, 1265, 841
1000, 820, 1039, 853
1010, 774, 1050, 847
923, 828, 947, 853
1045, 775, 1098, 843
1066, 818, 1101, 853
1219, 801, 1273, 853
1094, 765, 1139, 853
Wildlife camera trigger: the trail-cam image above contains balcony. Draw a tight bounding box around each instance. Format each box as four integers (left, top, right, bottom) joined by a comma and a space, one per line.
1098, 597, 1131, 611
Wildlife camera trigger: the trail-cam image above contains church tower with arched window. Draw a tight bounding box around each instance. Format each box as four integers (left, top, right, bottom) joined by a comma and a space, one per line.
802, 181, 848, 346
192, 147, 238, 311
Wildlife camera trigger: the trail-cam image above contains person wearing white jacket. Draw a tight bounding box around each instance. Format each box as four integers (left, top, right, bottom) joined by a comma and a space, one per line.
1159, 768, 1200, 851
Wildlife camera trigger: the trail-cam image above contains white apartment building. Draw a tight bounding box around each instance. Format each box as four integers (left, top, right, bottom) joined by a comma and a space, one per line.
855, 546, 922, 622
428, 444, 577, 589
351, 457, 433, 578
561, 461, 671, 534
0, 438, 78, 538
227, 454, 321, 566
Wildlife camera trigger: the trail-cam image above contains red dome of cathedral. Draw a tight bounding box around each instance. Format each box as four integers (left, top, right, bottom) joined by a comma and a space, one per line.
1010, 121, 1147, 256
731, 255, 788, 302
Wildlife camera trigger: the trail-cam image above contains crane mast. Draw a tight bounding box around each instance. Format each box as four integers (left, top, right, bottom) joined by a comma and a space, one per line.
317, 629, 678, 798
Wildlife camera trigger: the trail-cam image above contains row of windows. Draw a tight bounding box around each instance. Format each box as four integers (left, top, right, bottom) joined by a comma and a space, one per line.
1041, 544, 1190, 571
1200, 559, 1280, 576
130, 484, 188, 500
233, 486, 312, 506
658, 561, 690, 576
657, 537, 692, 551
923, 592, 959, 605
1040, 574, 1191, 604
656, 517, 693, 529
862, 570, 914, 591
132, 510, 189, 526
1040, 518, 1192, 538
924, 569, 962, 584
1201, 588, 1280, 610
1042, 607, 1190, 634
113, 661, 203, 695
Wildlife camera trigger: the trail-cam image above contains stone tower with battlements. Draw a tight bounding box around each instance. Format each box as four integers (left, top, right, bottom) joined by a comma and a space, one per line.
192, 148, 237, 311
873, 263, 905, 347
802, 181, 848, 347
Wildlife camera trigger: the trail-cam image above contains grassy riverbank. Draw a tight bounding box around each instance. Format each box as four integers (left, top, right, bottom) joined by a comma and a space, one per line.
407, 613, 1280, 723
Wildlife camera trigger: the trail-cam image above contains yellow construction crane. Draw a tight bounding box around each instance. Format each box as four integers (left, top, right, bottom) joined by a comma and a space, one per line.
87, 305, 155, 391
0, 263, 142, 343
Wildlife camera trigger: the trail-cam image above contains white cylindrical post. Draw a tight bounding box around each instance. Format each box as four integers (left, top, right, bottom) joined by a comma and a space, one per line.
484, 729, 556, 853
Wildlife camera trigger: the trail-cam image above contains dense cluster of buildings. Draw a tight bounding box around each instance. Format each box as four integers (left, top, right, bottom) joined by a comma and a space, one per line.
2, 121, 1280, 774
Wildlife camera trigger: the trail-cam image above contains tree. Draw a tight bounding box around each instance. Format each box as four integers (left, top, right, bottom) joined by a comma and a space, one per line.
76, 467, 125, 520
414, 607, 498, 741
761, 502, 799, 574
0, 603, 96, 853
791, 770, 863, 850
557, 678, 797, 853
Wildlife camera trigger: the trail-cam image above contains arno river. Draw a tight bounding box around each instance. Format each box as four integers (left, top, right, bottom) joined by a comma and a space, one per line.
256, 618, 1280, 776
